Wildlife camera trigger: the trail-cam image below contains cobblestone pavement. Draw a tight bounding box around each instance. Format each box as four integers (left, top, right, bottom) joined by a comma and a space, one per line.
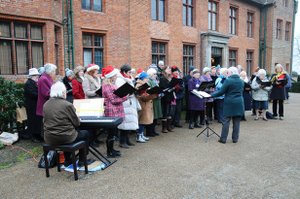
1, 93, 299, 199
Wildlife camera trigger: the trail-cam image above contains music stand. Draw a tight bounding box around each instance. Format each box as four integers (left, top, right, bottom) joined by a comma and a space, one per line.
196, 82, 220, 139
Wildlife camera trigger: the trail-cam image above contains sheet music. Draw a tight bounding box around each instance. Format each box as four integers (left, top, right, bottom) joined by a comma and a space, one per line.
73, 98, 104, 117
191, 90, 211, 99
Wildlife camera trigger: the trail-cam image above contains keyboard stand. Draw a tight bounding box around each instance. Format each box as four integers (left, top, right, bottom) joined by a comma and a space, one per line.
89, 145, 117, 169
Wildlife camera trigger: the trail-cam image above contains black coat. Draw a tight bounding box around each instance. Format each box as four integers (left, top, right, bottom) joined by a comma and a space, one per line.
270, 73, 287, 100
24, 78, 39, 136
63, 76, 74, 103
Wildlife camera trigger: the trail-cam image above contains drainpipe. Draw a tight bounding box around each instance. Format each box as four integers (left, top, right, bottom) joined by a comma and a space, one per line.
263, 5, 267, 70
70, 0, 75, 68
259, 6, 263, 68
66, 0, 71, 68
62, 0, 66, 69
290, 0, 298, 74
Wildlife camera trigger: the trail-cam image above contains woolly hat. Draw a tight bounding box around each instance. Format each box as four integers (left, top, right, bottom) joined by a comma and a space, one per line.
38, 66, 45, 75
120, 64, 131, 73
74, 65, 85, 75
191, 69, 200, 75
171, 66, 179, 73
102, 65, 118, 78
65, 68, 74, 77
202, 67, 211, 74
28, 68, 40, 76
149, 64, 158, 71
188, 66, 195, 73
86, 64, 100, 72
138, 71, 149, 80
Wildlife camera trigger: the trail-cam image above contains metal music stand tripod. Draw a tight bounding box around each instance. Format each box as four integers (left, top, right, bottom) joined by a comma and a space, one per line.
196, 83, 220, 139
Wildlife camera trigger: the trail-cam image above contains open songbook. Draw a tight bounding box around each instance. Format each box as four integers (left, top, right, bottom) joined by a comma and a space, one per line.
191, 90, 211, 99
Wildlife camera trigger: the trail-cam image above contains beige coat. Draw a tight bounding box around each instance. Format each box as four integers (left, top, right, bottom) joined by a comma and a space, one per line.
82, 73, 101, 98
136, 79, 156, 125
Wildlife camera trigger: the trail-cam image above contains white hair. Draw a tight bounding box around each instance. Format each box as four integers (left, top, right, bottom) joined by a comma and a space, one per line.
50, 81, 66, 99
220, 68, 228, 76
228, 66, 239, 75
158, 60, 164, 66
257, 69, 266, 76
147, 68, 157, 76
202, 67, 211, 74
44, 63, 57, 75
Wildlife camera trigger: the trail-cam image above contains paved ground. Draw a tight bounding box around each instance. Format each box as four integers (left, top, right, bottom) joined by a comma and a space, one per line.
0, 93, 300, 199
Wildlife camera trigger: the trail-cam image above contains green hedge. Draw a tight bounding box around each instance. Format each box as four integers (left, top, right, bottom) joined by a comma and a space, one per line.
291, 82, 300, 93
0, 77, 25, 131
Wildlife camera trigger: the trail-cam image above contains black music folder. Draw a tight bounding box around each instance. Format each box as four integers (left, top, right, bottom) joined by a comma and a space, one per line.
244, 82, 252, 91
169, 78, 182, 88
198, 81, 215, 91
261, 81, 272, 87
146, 86, 163, 94
114, 82, 136, 98
95, 87, 102, 96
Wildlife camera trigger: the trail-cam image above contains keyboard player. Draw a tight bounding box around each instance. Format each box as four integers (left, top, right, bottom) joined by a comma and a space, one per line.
43, 82, 92, 167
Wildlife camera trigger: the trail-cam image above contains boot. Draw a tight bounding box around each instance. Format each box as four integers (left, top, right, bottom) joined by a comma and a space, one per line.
161, 120, 168, 133
146, 124, 157, 137
106, 139, 121, 158
125, 131, 135, 146
189, 122, 194, 129
141, 132, 149, 141
167, 118, 174, 132
136, 134, 146, 143
119, 130, 129, 148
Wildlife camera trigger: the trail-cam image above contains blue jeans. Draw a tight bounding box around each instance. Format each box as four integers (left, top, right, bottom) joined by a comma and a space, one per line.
220, 116, 241, 142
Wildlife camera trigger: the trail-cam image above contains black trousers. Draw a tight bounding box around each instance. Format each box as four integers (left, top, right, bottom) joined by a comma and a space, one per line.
190, 110, 204, 124
272, 100, 284, 117
65, 130, 91, 163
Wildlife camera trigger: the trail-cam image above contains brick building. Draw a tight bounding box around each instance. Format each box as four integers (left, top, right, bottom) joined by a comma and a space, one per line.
0, 0, 297, 81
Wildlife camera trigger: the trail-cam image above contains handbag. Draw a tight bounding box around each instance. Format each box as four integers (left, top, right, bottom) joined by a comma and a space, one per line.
38, 150, 57, 168
16, 103, 27, 123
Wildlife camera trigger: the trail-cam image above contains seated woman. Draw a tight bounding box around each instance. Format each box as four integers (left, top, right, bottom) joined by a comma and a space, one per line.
43, 81, 91, 166
251, 69, 272, 121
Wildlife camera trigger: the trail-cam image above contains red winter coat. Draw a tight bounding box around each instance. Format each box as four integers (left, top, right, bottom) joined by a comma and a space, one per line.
72, 78, 85, 99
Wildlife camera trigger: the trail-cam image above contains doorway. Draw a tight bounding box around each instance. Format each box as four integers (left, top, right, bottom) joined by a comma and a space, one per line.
211, 47, 222, 66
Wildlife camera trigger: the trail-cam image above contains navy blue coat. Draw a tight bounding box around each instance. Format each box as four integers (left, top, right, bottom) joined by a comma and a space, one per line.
211, 74, 244, 117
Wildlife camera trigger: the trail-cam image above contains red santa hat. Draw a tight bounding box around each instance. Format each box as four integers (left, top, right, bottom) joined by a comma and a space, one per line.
101, 65, 118, 78
86, 64, 100, 72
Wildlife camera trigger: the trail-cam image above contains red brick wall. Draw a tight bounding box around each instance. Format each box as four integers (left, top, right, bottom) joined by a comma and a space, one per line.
0, 0, 64, 81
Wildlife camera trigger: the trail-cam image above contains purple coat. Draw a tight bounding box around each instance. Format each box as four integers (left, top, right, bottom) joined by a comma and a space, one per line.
36, 73, 53, 116
188, 78, 205, 111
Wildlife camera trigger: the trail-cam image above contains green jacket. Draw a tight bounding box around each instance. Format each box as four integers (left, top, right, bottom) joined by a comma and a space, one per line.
212, 74, 245, 117
148, 78, 162, 119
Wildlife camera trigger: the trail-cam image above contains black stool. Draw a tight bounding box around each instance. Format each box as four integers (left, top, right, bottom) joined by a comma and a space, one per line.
43, 141, 88, 181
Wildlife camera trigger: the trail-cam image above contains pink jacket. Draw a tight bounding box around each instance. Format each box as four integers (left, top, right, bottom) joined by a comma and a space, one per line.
36, 73, 53, 116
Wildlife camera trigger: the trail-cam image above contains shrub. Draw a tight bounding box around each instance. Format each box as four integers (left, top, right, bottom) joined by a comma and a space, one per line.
0, 77, 25, 131
291, 82, 300, 93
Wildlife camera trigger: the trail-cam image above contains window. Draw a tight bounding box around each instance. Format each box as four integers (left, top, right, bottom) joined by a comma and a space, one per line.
82, 0, 102, 12
283, 0, 288, 7
285, 63, 290, 72
0, 21, 44, 75
54, 27, 60, 68
246, 51, 253, 75
229, 7, 237, 35
152, 41, 167, 66
285, 22, 291, 41
247, 12, 254, 38
183, 45, 194, 75
151, 0, 165, 21
208, 1, 218, 31
183, 0, 193, 26
82, 33, 104, 68
229, 49, 237, 67
276, 19, 283, 40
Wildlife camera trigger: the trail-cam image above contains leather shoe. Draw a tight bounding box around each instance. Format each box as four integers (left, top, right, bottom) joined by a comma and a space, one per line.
189, 124, 194, 129
218, 139, 226, 144
194, 124, 202, 128
119, 143, 130, 149
232, 140, 238, 143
